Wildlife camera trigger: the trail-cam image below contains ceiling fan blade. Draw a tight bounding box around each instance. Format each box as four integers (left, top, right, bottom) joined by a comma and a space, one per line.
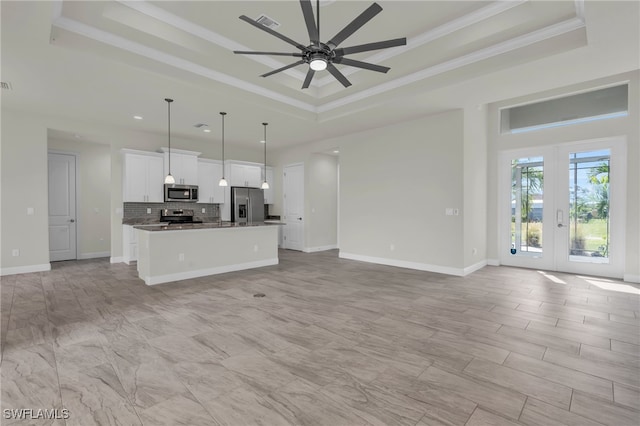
333, 57, 390, 73
327, 3, 383, 49
234, 51, 304, 57
326, 63, 352, 88
239, 15, 306, 50
334, 37, 407, 56
261, 60, 305, 78
302, 68, 315, 89
299, 0, 319, 45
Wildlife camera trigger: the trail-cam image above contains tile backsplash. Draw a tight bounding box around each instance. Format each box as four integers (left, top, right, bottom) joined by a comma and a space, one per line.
124, 202, 219, 221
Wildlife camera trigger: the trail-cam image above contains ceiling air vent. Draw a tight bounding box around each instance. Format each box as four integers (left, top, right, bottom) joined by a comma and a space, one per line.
255, 14, 281, 30
1, 81, 13, 90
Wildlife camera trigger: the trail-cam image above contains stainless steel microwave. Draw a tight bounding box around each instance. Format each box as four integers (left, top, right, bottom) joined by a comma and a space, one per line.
164, 184, 198, 202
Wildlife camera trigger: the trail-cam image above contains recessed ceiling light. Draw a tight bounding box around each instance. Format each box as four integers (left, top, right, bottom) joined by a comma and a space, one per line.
133, 115, 143, 120
203, 129, 211, 133
333, 150, 339, 153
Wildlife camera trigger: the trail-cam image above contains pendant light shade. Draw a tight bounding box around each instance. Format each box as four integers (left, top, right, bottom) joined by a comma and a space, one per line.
164, 98, 175, 184
261, 122, 269, 190
218, 112, 228, 187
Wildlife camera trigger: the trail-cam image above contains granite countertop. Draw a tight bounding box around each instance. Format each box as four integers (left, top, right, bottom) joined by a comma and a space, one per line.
123, 217, 218, 225
134, 222, 283, 232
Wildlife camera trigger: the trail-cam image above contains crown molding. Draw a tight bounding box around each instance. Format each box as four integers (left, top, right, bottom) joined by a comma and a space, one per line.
52, 0, 587, 116
116, 0, 310, 84
52, 15, 316, 112
315, 0, 527, 87
316, 16, 586, 113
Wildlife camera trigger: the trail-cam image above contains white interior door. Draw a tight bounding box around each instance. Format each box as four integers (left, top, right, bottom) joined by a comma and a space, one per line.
499, 137, 626, 278
48, 153, 77, 261
283, 163, 304, 251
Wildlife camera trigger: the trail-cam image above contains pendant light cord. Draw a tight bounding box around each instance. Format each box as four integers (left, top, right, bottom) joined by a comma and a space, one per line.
263, 123, 268, 181
165, 98, 173, 176
220, 112, 227, 177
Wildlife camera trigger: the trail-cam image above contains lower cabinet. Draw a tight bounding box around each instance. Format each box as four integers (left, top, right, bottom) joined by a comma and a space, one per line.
122, 225, 138, 264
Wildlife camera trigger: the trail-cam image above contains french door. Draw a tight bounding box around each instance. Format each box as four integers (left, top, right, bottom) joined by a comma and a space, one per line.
499, 137, 626, 278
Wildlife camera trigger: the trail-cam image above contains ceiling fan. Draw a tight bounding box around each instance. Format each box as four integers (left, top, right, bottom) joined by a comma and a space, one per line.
233, 0, 406, 89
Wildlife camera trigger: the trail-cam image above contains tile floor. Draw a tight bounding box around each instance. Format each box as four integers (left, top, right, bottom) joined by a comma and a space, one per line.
1, 249, 639, 425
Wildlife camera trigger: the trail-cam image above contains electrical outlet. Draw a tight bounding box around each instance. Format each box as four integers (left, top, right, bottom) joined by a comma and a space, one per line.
202, 208, 206, 214
12, 249, 20, 257
147, 208, 151, 214
453, 208, 460, 216
390, 244, 395, 251
178, 253, 184, 261
253, 244, 259, 252
445, 208, 453, 216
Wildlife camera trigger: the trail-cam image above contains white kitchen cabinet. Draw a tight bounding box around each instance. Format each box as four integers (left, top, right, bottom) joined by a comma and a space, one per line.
122, 225, 138, 264
264, 167, 275, 204
197, 159, 225, 204
160, 148, 200, 185
122, 150, 164, 202
229, 163, 262, 187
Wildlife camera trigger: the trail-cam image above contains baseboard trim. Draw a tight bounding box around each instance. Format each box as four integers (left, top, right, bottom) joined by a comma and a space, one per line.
339, 252, 466, 276
110, 256, 124, 264
487, 258, 500, 266
78, 251, 110, 260
623, 274, 640, 283
303, 245, 338, 253
0, 263, 51, 276
143, 258, 279, 286
463, 260, 488, 275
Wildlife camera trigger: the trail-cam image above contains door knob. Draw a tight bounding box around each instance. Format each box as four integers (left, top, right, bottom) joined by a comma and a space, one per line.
298, 217, 302, 220
69, 219, 75, 223
557, 223, 564, 228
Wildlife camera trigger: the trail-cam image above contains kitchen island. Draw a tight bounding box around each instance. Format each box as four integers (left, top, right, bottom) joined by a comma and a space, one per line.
134, 222, 280, 285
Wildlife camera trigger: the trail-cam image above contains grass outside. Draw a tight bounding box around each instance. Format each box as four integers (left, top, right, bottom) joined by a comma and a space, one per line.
511, 219, 609, 254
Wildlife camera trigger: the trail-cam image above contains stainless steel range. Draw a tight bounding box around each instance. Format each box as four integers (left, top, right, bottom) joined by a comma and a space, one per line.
160, 209, 203, 225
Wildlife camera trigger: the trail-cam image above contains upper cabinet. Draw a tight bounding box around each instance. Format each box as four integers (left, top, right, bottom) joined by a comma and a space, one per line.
197, 159, 225, 204
264, 167, 275, 204
159, 148, 200, 185
229, 163, 262, 188
122, 150, 164, 202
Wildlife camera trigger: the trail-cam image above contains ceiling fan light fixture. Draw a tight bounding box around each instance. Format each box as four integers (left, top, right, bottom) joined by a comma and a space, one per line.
309, 57, 327, 71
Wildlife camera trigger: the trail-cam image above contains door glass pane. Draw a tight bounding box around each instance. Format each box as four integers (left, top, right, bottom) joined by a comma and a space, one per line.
568, 150, 610, 263
511, 157, 544, 256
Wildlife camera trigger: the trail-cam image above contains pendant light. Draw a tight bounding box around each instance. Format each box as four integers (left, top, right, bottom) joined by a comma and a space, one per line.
164, 98, 175, 184
218, 112, 228, 187
260, 122, 270, 190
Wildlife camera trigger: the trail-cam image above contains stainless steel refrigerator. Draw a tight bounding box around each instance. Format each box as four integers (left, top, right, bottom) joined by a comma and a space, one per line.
231, 187, 264, 223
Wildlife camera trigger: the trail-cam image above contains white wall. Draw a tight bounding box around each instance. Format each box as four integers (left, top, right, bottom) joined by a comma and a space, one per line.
487, 71, 640, 281
338, 110, 465, 273
0, 110, 50, 274
463, 105, 489, 270
48, 137, 111, 259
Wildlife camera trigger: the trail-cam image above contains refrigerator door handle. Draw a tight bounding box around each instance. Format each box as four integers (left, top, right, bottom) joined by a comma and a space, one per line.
248, 196, 252, 223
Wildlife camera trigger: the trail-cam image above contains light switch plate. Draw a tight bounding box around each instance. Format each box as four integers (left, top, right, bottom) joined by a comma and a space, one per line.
445, 208, 453, 216
27, 207, 34, 215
